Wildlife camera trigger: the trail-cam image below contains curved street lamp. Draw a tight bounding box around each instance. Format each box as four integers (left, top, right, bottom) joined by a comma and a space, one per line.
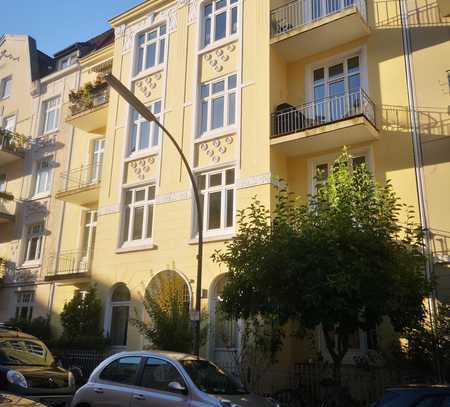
103, 74, 204, 357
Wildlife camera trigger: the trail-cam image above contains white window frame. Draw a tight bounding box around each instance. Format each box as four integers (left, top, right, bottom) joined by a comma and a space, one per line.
134, 24, 167, 76
15, 291, 35, 321
41, 96, 61, 135
196, 167, 236, 237
128, 100, 162, 156
0, 76, 12, 99
199, 73, 237, 138
33, 156, 53, 197
90, 138, 105, 182
23, 223, 44, 265
121, 184, 156, 247
81, 209, 97, 261
108, 284, 131, 348
201, 0, 239, 49
308, 147, 374, 194
3, 115, 16, 132
0, 174, 6, 193
58, 52, 77, 70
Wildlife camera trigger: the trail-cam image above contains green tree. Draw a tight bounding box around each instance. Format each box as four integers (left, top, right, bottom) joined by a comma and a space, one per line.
59, 286, 107, 350
213, 150, 430, 381
6, 316, 52, 342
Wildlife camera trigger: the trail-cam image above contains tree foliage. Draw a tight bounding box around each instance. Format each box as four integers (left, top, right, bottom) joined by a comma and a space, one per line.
6, 316, 52, 342
59, 286, 108, 350
213, 150, 429, 375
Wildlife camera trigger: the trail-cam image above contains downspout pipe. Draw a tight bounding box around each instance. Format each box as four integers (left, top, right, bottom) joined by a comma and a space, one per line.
398, 0, 441, 382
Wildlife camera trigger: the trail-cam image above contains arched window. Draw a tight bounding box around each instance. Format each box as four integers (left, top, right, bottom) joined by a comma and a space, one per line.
110, 284, 131, 347
147, 270, 190, 312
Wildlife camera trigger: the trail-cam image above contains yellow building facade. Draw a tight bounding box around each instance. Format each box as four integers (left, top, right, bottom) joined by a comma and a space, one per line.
0, 0, 449, 369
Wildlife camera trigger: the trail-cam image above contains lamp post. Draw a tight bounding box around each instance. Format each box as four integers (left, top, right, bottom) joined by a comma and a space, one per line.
103, 73, 204, 357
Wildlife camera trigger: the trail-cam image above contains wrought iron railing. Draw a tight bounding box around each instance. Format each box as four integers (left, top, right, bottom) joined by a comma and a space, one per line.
272, 89, 376, 138
59, 164, 102, 194
47, 249, 92, 276
0, 192, 15, 218
69, 84, 110, 116
271, 0, 367, 37
0, 128, 28, 157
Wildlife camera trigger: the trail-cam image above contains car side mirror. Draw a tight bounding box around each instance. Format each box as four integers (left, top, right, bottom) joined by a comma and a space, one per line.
168, 381, 187, 394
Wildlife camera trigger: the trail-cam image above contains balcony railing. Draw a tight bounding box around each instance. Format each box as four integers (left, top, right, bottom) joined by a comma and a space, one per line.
69, 83, 109, 117
0, 128, 28, 157
271, 0, 367, 37
59, 164, 102, 194
272, 89, 376, 138
47, 249, 92, 277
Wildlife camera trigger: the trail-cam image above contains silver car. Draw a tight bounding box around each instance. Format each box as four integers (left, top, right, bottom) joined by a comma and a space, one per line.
71, 351, 278, 407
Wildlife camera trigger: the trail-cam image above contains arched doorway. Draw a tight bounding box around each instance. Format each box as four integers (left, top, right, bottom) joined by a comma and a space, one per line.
108, 283, 131, 347
147, 270, 191, 311
209, 275, 239, 373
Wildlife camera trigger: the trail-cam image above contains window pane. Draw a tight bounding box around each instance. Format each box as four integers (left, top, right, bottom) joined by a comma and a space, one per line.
159, 24, 167, 36
100, 356, 140, 383
208, 191, 222, 230
132, 206, 144, 240
204, 17, 212, 46
329, 79, 345, 97
28, 237, 39, 261
226, 189, 234, 227
228, 74, 237, 89
348, 73, 360, 92
201, 84, 210, 98
347, 56, 359, 74
140, 358, 185, 392
135, 190, 146, 201
231, 6, 238, 34
212, 80, 225, 94
215, 12, 227, 41
148, 30, 157, 41
151, 123, 159, 147
225, 169, 235, 185
145, 43, 157, 69
137, 47, 144, 72
110, 306, 130, 346
197, 175, 206, 190
314, 84, 325, 101
316, 163, 329, 182
212, 97, 224, 129
210, 173, 222, 187
146, 205, 154, 239
139, 121, 150, 150
216, 0, 226, 9
154, 101, 162, 114
45, 110, 56, 133
352, 156, 366, 169
314, 68, 324, 83
228, 92, 236, 125
204, 3, 212, 16
123, 207, 131, 241
125, 191, 133, 205
148, 186, 156, 200
329, 63, 344, 78
112, 284, 131, 302
159, 38, 165, 65
130, 123, 138, 153
138, 34, 145, 45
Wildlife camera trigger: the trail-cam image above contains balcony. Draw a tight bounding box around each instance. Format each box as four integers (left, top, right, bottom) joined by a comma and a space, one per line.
0, 192, 15, 224
56, 164, 101, 206
271, 89, 379, 156
66, 81, 109, 133
270, 0, 370, 61
0, 128, 27, 166
45, 250, 92, 281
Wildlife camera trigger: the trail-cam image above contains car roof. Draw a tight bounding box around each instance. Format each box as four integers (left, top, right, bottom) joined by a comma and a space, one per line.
110, 350, 207, 362
387, 385, 450, 391
0, 328, 38, 340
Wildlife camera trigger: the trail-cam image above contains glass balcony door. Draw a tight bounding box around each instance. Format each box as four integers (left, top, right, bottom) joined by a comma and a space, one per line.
90, 138, 105, 183
311, 0, 355, 20
80, 210, 97, 268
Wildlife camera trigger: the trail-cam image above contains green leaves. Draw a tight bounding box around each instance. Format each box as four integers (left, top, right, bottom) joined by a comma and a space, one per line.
214, 149, 429, 370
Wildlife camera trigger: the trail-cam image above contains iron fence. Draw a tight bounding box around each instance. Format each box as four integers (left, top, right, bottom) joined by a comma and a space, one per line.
59, 164, 102, 193
69, 85, 109, 116
272, 89, 376, 138
47, 249, 92, 277
271, 0, 368, 37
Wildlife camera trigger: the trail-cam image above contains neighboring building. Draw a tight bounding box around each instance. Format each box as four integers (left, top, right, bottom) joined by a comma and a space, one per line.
0, 0, 449, 372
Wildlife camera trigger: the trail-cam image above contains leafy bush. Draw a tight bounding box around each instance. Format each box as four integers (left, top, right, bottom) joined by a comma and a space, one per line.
6, 316, 52, 342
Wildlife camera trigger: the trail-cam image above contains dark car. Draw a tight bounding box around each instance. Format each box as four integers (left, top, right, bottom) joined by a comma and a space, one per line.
373, 385, 450, 406
0, 327, 76, 407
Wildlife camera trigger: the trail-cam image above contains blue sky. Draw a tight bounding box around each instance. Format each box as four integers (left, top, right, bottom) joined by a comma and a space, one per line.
3, 1, 144, 56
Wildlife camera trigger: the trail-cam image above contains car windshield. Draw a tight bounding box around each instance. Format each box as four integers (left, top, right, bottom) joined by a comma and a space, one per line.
0, 338, 54, 367
181, 359, 248, 395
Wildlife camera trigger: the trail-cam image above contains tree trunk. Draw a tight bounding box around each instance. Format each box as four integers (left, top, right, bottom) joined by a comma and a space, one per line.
323, 329, 348, 385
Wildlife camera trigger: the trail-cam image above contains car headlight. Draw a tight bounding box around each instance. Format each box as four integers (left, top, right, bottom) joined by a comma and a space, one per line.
68, 371, 75, 388
6, 370, 28, 388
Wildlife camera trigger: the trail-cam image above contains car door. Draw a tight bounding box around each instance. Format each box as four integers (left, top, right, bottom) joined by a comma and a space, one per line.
130, 357, 190, 407
88, 356, 142, 407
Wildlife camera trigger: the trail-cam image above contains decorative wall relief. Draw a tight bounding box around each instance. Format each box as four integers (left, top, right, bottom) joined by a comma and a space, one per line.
196, 135, 234, 167
201, 42, 237, 82
134, 72, 163, 100
126, 155, 158, 184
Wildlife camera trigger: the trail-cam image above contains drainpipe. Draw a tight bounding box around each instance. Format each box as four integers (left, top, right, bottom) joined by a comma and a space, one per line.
399, 0, 441, 382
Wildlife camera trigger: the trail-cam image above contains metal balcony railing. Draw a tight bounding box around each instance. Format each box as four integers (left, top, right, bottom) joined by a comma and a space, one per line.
48, 249, 92, 276
272, 89, 376, 138
69, 84, 110, 116
271, 0, 368, 37
59, 164, 102, 194
0, 128, 28, 157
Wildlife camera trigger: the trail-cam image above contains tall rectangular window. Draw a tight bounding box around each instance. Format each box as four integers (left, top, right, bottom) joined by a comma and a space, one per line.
81, 210, 97, 259
34, 157, 52, 196
41, 96, 61, 134
0, 174, 6, 193
197, 168, 235, 235
3, 115, 16, 132
0, 76, 12, 99
200, 74, 237, 136
15, 291, 34, 321
129, 100, 162, 154
122, 185, 155, 244
135, 24, 167, 75
202, 0, 239, 48
90, 138, 105, 182
24, 223, 44, 263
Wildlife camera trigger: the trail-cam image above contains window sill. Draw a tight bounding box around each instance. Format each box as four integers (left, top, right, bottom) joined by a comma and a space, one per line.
42, 129, 59, 137
125, 148, 160, 162
132, 65, 164, 82
28, 192, 51, 201
18, 261, 42, 270
198, 35, 239, 56
195, 127, 237, 143
188, 233, 235, 245
116, 242, 156, 254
